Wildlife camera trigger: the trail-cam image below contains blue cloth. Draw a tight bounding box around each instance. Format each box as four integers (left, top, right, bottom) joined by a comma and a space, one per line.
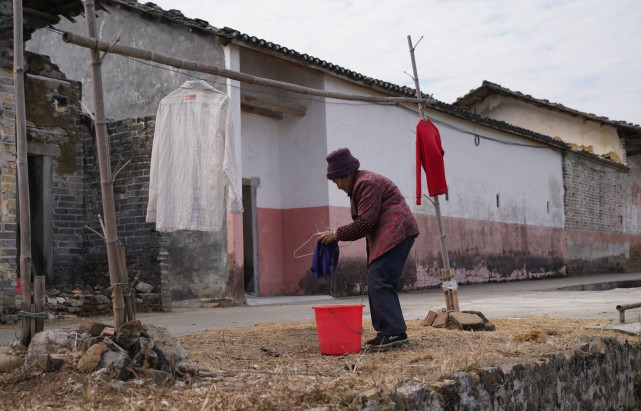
311, 242, 340, 279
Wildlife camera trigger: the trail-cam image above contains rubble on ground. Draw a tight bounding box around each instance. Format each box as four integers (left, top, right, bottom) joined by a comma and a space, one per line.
1, 282, 162, 325
424, 309, 496, 331
1, 319, 196, 385
0, 345, 23, 373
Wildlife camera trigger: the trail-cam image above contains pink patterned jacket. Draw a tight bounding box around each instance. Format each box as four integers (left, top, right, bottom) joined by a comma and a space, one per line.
336, 170, 419, 264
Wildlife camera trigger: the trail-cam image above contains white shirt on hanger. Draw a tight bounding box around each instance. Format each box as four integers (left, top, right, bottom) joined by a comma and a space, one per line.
146, 80, 242, 232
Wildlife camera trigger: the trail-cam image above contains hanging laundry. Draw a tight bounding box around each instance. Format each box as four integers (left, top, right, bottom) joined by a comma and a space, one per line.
416, 119, 448, 205
311, 242, 340, 279
147, 80, 242, 232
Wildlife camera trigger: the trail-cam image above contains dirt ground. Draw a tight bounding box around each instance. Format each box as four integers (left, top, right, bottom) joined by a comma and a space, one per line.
0, 316, 638, 410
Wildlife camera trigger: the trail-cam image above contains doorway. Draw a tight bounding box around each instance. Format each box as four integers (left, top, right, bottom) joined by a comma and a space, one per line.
242, 178, 259, 295
23, 154, 53, 282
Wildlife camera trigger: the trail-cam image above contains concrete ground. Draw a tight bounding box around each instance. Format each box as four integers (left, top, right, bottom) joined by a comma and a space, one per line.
2, 271, 641, 344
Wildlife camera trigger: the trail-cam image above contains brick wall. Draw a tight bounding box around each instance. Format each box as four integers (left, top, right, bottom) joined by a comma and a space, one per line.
626, 154, 641, 270
1, 49, 95, 315
564, 151, 641, 274
564, 152, 626, 232
24, 52, 86, 284
0, 41, 18, 315
83, 117, 165, 293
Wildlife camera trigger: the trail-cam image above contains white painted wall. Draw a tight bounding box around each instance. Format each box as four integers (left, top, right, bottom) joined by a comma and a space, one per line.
239, 56, 565, 231
430, 114, 564, 227
473, 95, 625, 163
278, 90, 328, 209
324, 78, 416, 208
241, 113, 282, 208
226, 44, 242, 200
26, 5, 226, 120
239, 51, 328, 209
323, 77, 565, 228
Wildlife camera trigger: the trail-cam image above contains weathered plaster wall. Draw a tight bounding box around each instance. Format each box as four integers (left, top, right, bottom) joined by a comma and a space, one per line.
471, 95, 625, 162
84, 117, 228, 304
0, 47, 90, 315
241, 112, 282, 209
248, 74, 569, 296
324, 79, 565, 228
297, 206, 565, 295
412, 214, 566, 287
24, 6, 239, 303
324, 79, 414, 209
24, 52, 87, 285
239, 49, 328, 295
564, 151, 641, 274
320, 77, 566, 293
225, 44, 244, 303
26, 4, 226, 120
240, 49, 327, 209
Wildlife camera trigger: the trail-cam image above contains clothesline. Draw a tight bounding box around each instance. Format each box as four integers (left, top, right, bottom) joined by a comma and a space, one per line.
61, 31, 432, 106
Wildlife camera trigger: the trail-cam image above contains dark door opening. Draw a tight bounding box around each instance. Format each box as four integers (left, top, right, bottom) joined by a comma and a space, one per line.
25, 155, 53, 282
242, 180, 258, 295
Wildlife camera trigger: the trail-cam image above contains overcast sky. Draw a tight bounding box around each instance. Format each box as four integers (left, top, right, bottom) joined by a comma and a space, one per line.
151, 0, 641, 125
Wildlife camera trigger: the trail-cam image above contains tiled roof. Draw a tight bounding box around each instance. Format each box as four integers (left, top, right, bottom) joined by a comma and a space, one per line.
23, 0, 85, 19
1, 0, 86, 41
455, 80, 641, 132
101, 2, 574, 149
217, 27, 419, 97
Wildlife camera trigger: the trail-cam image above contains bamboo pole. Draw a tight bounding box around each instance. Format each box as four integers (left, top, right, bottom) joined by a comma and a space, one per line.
83, 0, 126, 328
407, 35, 458, 312
61, 31, 430, 105
13, 0, 35, 346
118, 243, 135, 321
33, 276, 45, 334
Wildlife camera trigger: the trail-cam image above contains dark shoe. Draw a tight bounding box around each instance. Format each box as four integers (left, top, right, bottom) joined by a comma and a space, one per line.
366, 333, 382, 346
367, 332, 408, 348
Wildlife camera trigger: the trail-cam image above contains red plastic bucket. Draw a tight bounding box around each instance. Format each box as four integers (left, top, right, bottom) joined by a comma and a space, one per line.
312, 304, 364, 355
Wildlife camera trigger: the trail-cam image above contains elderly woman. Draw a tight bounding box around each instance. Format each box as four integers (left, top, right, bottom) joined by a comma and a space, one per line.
317, 148, 419, 348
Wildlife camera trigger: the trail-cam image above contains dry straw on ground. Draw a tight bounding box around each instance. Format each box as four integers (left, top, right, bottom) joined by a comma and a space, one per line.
0, 316, 638, 410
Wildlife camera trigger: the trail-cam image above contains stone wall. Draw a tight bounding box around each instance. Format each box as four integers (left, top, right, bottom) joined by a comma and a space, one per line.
564, 151, 641, 275
361, 337, 641, 409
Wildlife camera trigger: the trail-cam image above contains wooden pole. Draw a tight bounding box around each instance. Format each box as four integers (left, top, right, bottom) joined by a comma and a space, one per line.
118, 243, 135, 321
61, 31, 430, 106
33, 276, 45, 334
83, 0, 126, 327
13, 0, 35, 346
407, 35, 458, 311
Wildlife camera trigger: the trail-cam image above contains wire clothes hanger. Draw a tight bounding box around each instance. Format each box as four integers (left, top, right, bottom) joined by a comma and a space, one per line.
293, 221, 352, 258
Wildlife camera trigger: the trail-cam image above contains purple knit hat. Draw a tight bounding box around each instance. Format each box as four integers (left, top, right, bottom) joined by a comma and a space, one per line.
326, 147, 360, 179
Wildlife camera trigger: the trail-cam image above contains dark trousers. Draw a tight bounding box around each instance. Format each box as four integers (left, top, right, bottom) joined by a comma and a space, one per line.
367, 235, 415, 336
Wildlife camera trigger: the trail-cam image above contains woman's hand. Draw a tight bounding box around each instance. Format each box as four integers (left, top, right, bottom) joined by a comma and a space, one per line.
316, 228, 338, 245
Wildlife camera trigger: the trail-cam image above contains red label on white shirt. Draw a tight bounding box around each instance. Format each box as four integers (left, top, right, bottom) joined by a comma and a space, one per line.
184, 94, 196, 100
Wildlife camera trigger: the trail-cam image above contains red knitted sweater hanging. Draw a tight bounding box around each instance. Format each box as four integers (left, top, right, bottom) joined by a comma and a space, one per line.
416, 119, 448, 204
